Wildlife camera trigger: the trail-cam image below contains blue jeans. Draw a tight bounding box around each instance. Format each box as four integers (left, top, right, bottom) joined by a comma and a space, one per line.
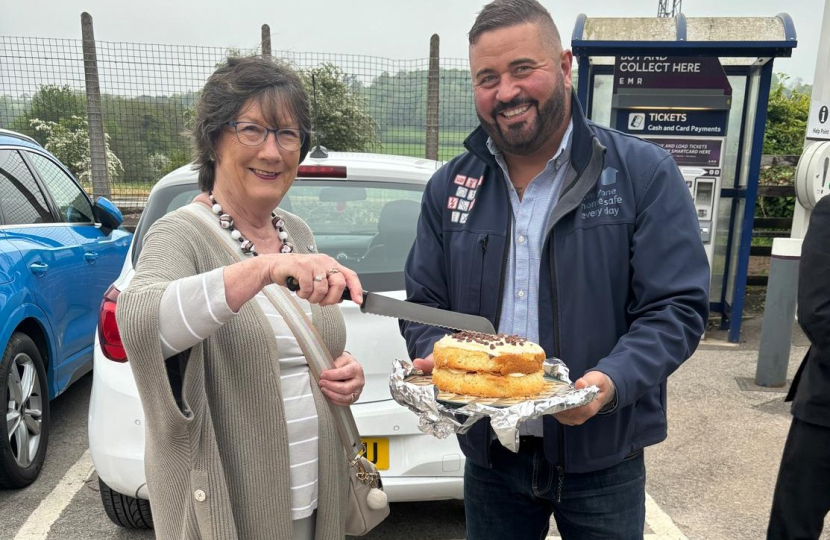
464, 437, 646, 540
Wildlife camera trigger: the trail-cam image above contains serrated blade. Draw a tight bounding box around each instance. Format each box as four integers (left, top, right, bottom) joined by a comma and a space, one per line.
360, 292, 496, 334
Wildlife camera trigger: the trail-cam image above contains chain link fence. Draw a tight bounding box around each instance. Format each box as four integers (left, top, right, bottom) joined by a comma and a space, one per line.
1, 32, 479, 208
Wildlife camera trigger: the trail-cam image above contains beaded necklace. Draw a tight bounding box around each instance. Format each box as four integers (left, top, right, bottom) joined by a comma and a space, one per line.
208, 192, 294, 255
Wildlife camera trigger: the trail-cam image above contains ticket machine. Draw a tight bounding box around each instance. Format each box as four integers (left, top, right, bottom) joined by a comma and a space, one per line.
610, 55, 732, 267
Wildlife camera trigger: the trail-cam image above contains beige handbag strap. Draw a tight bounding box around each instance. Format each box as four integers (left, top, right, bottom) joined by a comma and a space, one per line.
182, 204, 365, 459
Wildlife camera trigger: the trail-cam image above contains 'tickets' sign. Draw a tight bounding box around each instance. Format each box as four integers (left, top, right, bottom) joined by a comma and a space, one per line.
616, 109, 729, 137
613, 56, 732, 94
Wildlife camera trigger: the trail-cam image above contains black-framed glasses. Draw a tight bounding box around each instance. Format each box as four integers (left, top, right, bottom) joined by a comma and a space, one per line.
227, 121, 305, 152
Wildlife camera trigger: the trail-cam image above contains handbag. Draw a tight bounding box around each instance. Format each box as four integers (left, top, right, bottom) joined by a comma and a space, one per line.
265, 285, 391, 536
184, 204, 390, 535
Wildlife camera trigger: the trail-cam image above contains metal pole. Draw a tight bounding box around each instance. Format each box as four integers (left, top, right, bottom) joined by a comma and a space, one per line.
261, 24, 271, 59
756, 238, 801, 386
425, 34, 440, 161
81, 12, 111, 200
756, 0, 830, 383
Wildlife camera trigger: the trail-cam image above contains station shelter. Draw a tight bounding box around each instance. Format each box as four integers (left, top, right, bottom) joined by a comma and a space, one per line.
571, 14, 797, 342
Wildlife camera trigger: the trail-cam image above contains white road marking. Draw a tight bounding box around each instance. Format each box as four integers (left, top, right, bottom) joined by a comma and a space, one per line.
645, 492, 689, 540
547, 537, 664, 540
14, 449, 94, 540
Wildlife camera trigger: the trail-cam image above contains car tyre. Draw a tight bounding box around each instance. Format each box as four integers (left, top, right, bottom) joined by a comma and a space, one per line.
99, 478, 154, 529
0, 332, 50, 489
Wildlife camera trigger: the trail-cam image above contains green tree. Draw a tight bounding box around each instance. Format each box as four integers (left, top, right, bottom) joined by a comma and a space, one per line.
101, 94, 191, 183
756, 74, 812, 219
301, 63, 380, 152
10, 85, 86, 144
763, 75, 811, 155
0, 95, 28, 129
29, 116, 122, 186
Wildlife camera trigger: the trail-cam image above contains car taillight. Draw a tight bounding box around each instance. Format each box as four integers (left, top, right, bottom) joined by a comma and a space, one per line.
98, 284, 127, 362
297, 165, 347, 178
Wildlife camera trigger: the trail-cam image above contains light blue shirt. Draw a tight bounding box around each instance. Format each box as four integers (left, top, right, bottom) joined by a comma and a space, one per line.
488, 119, 573, 345
487, 119, 573, 438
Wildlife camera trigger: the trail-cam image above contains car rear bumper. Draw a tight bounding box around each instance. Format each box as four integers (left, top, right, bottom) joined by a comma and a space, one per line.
88, 342, 464, 502
383, 476, 464, 502
352, 399, 465, 501
88, 338, 148, 499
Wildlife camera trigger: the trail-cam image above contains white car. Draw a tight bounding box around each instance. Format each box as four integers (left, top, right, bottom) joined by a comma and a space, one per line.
89, 151, 465, 529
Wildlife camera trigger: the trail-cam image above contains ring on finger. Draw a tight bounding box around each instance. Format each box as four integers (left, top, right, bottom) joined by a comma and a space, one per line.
326, 267, 340, 276
313, 274, 324, 282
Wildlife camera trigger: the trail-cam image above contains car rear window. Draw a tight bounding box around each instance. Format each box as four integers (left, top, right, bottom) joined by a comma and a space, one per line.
133, 179, 424, 292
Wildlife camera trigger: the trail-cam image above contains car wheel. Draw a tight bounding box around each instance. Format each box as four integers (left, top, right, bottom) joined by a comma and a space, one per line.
99, 478, 154, 529
0, 332, 50, 489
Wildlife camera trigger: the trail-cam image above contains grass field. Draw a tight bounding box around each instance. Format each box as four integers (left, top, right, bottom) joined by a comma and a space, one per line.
379, 127, 474, 161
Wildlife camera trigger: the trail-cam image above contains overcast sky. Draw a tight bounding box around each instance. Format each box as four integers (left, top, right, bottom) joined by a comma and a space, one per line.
1, 0, 825, 84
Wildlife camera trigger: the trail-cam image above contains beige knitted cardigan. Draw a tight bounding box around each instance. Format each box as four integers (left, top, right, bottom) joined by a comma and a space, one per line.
117, 204, 348, 540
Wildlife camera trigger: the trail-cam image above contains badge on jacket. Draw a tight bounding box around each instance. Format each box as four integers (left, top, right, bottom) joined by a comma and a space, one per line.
448, 174, 483, 223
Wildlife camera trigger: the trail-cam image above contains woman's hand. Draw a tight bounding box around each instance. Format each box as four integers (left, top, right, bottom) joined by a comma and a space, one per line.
266, 253, 363, 306
318, 352, 365, 407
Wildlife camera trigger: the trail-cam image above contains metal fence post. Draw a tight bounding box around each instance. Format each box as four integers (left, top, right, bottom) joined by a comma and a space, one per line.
425, 34, 440, 161
262, 25, 271, 59
755, 238, 801, 387
81, 12, 111, 200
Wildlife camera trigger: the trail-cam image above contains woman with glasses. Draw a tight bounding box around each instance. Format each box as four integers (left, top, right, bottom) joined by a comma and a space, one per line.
116, 56, 365, 540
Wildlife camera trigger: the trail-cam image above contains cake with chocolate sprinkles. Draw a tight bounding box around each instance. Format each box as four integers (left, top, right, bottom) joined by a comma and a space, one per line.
431, 331, 546, 398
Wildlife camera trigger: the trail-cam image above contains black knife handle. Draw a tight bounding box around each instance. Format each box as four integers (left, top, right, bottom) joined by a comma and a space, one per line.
285, 276, 363, 304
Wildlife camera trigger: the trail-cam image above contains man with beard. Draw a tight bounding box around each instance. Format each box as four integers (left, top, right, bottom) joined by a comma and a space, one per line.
400, 0, 710, 538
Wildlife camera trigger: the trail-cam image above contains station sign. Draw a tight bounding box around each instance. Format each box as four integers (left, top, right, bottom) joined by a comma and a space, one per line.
613, 56, 732, 94
806, 99, 830, 141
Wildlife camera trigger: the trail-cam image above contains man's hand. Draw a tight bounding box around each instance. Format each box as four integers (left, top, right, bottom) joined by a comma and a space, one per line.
413, 353, 435, 374
553, 371, 615, 426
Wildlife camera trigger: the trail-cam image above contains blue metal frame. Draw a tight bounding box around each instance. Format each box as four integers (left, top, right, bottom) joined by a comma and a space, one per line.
776, 13, 798, 42
572, 13, 588, 45
676, 13, 687, 41
729, 61, 775, 342
577, 57, 591, 109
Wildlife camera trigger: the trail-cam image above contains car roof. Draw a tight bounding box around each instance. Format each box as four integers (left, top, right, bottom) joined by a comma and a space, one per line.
151, 151, 442, 195
0, 129, 43, 151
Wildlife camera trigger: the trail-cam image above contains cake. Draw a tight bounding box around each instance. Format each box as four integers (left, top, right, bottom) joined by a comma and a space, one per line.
431, 331, 547, 398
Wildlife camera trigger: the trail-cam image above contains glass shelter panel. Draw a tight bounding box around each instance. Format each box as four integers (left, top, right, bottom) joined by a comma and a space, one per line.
710, 72, 748, 302
591, 73, 614, 128
725, 66, 761, 305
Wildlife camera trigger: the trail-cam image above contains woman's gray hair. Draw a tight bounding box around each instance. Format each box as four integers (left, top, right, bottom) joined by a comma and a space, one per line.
468, 0, 561, 51
192, 56, 311, 192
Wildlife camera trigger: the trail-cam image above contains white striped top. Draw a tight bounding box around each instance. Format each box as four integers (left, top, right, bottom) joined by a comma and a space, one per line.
156, 267, 320, 520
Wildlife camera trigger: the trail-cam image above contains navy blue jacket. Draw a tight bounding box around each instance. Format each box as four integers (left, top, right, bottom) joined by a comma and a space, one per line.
401, 97, 710, 473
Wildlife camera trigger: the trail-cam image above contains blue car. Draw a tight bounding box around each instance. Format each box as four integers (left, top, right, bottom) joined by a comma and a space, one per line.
0, 129, 131, 488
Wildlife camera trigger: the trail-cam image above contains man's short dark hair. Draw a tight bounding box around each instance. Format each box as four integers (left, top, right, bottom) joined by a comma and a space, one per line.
468, 0, 562, 51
